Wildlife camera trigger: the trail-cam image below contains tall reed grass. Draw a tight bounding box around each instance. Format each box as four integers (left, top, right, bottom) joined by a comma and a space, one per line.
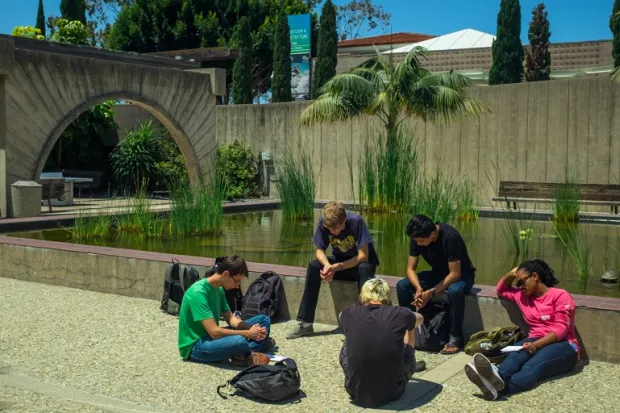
347, 126, 478, 223
114, 181, 164, 239
169, 175, 225, 237
553, 223, 594, 282
73, 209, 112, 240
274, 142, 317, 220
553, 172, 580, 223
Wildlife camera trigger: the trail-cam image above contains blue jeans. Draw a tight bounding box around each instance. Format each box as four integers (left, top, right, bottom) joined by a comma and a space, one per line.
189, 315, 271, 364
498, 338, 578, 394
396, 270, 474, 342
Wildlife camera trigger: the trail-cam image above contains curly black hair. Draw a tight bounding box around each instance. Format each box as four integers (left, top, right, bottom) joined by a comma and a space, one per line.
518, 259, 559, 287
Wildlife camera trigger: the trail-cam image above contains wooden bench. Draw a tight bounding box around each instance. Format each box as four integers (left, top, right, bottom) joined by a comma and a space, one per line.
492, 181, 620, 214
40, 178, 67, 212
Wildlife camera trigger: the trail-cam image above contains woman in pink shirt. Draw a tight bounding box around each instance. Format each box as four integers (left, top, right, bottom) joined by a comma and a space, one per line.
464, 259, 579, 400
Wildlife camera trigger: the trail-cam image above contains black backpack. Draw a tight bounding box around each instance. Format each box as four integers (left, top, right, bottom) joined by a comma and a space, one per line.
415, 299, 451, 352
205, 256, 244, 314
217, 358, 301, 402
241, 271, 283, 321
160, 259, 200, 316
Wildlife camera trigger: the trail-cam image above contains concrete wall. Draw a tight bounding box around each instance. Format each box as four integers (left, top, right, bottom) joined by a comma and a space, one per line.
113, 103, 162, 140
337, 40, 614, 74
216, 77, 620, 208
1, 237, 619, 363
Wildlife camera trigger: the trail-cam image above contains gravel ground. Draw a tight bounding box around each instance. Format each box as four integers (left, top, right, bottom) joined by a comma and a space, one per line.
0, 278, 448, 413
2, 277, 618, 413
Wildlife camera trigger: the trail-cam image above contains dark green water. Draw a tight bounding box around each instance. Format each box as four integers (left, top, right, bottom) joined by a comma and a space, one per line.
6, 209, 620, 298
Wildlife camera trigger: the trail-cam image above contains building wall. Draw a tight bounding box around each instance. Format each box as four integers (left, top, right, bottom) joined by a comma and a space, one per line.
337, 40, 614, 74
216, 76, 620, 208
113, 103, 162, 140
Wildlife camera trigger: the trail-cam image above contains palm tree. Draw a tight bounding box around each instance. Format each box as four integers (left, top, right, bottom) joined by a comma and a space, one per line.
299, 47, 489, 214
299, 47, 490, 141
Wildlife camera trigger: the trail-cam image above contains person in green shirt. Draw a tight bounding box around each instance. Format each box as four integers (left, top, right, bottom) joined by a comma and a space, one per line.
178, 255, 273, 367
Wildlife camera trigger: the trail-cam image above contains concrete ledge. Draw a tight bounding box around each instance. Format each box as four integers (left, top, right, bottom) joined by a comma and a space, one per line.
1, 235, 619, 363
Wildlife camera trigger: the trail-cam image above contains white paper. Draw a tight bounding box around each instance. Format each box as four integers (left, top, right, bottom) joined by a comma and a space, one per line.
501, 345, 524, 353
265, 354, 289, 362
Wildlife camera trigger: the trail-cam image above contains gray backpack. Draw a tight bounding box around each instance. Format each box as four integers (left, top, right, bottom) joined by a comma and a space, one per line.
160, 259, 200, 316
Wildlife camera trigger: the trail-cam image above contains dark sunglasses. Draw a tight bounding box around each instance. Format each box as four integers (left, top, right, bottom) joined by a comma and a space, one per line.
516, 274, 532, 288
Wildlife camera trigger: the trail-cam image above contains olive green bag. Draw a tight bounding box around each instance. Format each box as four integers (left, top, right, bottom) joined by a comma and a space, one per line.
465, 326, 523, 364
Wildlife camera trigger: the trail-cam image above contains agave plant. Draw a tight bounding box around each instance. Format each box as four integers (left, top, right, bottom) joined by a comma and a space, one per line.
299, 46, 490, 142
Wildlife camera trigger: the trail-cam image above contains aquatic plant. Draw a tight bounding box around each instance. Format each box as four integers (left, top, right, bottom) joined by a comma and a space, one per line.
553, 172, 580, 223
169, 174, 225, 237
553, 223, 594, 282
274, 142, 317, 221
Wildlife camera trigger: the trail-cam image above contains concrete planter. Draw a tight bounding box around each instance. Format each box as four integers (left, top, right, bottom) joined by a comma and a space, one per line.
10, 181, 41, 218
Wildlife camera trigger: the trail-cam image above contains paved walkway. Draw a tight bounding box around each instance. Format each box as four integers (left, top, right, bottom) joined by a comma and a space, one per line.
0, 277, 618, 413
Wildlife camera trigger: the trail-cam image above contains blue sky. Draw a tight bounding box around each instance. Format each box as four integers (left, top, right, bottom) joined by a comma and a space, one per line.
0, 0, 616, 44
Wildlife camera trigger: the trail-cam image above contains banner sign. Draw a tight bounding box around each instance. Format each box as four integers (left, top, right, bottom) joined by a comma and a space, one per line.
287, 14, 312, 100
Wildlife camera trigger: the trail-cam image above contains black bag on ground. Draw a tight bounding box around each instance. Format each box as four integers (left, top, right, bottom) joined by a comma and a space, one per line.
160, 259, 200, 316
241, 271, 283, 320
414, 299, 451, 352
205, 256, 244, 313
217, 358, 301, 402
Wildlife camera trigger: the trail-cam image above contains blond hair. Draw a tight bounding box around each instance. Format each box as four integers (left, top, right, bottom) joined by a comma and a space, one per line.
322, 201, 347, 228
360, 278, 392, 305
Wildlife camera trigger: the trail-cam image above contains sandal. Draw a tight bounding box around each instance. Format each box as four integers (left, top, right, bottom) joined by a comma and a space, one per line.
440, 341, 461, 355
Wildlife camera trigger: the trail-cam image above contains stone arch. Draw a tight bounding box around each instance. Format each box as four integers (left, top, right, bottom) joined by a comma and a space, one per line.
0, 36, 218, 216
34, 92, 202, 184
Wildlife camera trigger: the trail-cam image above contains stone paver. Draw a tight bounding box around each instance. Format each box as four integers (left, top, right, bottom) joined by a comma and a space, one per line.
0, 277, 618, 413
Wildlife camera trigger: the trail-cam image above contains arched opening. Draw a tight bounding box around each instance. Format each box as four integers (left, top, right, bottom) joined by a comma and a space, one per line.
34, 93, 202, 213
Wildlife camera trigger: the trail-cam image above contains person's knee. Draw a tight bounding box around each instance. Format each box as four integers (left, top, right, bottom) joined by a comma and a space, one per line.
228, 336, 251, 354
357, 262, 375, 273
396, 278, 411, 294
255, 314, 271, 328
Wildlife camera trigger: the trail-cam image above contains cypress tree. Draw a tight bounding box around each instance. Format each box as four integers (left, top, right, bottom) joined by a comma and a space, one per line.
232, 17, 254, 104
489, 0, 524, 85
312, 0, 338, 99
60, 0, 86, 24
525, 3, 551, 82
36, 0, 46, 38
611, 0, 620, 68
272, 11, 292, 102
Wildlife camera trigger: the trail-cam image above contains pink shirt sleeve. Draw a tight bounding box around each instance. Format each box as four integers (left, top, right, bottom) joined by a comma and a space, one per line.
496, 278, 520, 302
549, 290, 575, 341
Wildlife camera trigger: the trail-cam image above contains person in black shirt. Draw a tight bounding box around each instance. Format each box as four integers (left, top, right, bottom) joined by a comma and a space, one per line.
396, 214, 476, 354
339, 278, 424, 408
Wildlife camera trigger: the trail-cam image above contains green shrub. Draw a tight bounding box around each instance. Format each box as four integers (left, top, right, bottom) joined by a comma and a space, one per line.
216, 140, 262, 200
110, 121, 186, 194
553, 172, 580, 223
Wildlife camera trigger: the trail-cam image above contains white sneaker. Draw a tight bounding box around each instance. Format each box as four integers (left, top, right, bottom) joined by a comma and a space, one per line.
473, 353, 505, 392
464, 362, 498, 401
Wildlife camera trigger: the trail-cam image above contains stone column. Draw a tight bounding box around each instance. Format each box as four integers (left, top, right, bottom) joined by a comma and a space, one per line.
0, 38, 15, 218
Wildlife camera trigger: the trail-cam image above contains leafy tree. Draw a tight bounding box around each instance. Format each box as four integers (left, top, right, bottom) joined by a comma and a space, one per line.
60, 0, 87, 24
271, 11, 293, 102
299, 47, 489, 146
611, 0, 620, 68
525, 2, 551, 82
489, 0, 524, 85
11, 26, 45, 40
337, 0, 391, 41
51, 19, 90, 45
232, 17, 254, 104
312, 0, 338, 98
36, 0, 46, 38
105, 0, 316, 99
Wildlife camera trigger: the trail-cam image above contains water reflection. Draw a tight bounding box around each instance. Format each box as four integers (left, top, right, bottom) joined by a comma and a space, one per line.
6, 209, 620, 298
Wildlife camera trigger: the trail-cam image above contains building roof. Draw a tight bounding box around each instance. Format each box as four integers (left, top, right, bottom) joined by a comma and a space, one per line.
144, 47, 241, 62
338, 32, 435, 48
384, 29, 496, 54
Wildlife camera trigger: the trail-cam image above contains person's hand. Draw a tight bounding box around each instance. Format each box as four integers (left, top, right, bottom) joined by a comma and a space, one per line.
255, 326, 267, 341
523, 341, 538, 354
320, 264, 338, 282
414, 287, 424, 301
246, 324, 263, 340
413, 290, 432, 309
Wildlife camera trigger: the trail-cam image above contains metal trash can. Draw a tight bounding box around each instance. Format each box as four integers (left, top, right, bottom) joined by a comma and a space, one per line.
10, 180, 42, 218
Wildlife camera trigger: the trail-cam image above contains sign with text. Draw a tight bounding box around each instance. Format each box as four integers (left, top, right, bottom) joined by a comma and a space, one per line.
288, 14, 311, 55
